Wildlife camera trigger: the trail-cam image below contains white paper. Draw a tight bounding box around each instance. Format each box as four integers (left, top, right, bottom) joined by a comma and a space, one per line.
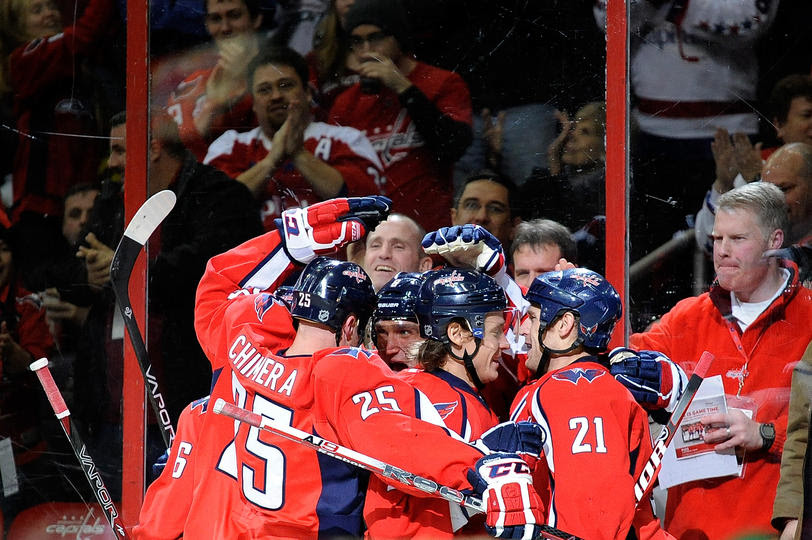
0, 437, 19, 496
658, 375, 740, 489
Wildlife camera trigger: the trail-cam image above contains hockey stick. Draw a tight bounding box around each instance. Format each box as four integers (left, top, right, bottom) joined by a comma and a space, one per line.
634, 350, 715, 503
30, 358, 130, 539
213, 399, 581, 540
109, 190, 177, 448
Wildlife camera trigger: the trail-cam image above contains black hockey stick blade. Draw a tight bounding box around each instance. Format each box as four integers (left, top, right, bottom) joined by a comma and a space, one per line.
30, 358, 130, 539
634, 350, 715, 503
110, 190, 177, 448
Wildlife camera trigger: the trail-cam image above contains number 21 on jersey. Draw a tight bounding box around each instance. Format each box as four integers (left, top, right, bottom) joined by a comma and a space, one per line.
569, 416, 607, 454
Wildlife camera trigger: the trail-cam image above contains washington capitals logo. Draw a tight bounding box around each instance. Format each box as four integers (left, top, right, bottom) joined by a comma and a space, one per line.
552, 368, 605, 385
571, 273, 602, 287
254, 293, 277, 322
435, 270, 465, 287
580, 322, 599, 337
342, 268, 367, 283
434, 401, 458, 420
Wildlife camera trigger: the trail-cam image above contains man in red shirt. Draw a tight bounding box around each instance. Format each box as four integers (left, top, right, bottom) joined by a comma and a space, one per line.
328, 0, 473, 232
166, 0, 264, 159
204, 47, 383, 231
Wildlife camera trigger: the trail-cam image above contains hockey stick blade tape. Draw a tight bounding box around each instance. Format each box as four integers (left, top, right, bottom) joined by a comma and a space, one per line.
124, 190, 176, 245
693, 351, 714, 379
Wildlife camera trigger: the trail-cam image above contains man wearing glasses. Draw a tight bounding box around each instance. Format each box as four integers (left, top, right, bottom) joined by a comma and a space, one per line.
328, 0, 473, 232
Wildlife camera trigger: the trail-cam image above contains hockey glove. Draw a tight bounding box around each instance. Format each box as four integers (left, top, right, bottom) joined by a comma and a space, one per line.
467, 453, 545, 539
275, 196, 391, 264
475, 421, 545, 462
422, 224, 505, 276
609, 347, 688, 412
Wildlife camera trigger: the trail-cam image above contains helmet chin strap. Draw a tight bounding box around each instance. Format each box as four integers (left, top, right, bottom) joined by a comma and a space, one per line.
448, 339, 485, 391
531, 324, 582, 378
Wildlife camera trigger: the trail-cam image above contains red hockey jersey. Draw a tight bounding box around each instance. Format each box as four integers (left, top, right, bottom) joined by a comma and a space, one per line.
184, 229, 486, 538
204, 123, 383, 230
133, 397, 210, 540
328, 62, 471, 232
510, 358, 672, 540
364, 368, 499, 538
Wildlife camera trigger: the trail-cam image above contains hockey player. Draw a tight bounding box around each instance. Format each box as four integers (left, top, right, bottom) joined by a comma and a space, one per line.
370, 272, 426, 370
183, 196, 546, 539
509, 268, 674, 540
365, 267, 544, 538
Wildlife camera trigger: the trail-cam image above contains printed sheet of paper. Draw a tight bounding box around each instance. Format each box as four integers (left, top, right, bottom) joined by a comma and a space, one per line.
658, 375, 740, 489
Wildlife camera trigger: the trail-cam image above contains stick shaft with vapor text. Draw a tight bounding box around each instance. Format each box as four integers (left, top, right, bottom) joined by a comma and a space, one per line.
634, 350, 715, 504
30, 358, 130, 539
212, 399, 581, 540
109, 190, 177, 448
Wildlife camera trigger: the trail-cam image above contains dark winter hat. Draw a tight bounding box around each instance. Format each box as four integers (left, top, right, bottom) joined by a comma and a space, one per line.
344, 0, 413, 52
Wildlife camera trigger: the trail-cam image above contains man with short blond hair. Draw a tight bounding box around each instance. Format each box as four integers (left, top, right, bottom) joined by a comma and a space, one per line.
632, 182, 812, 539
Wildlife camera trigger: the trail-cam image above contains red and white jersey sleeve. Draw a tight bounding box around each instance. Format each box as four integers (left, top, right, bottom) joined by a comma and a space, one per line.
166, 68, 257, 161
204, 123, 383, 230
133, 397, 209, 540
509, 359, 672, 540
194, 228, 299, 372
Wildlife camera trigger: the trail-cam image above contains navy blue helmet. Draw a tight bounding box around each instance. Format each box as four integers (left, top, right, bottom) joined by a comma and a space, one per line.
524, 268, 621, 351
415, 268, 507, 343
371, 272, 425, 347
290, 256, 376, 332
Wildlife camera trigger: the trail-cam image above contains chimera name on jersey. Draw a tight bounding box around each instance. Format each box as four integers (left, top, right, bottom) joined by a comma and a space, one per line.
229, 334, 297, 395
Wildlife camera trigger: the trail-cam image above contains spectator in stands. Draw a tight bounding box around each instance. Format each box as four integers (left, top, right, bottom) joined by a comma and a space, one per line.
769, 74, 812, 150
307, 0, 361, 116
361, 213, 432, 291
328, 0, 472, 232
520, 102, 607, 233
450, 172, 520, 254
696, 142, 812, 257
0, 213, 59, 527
0, 0, 113, 222
594, 1, 780, 304
510, 219, 576, 291
631, 182, 812, 539
106, 110, 264, 424
166, 0, 264, 160
436, 1, 604, 188
763, 143, 812, 244
205, 46, 382, 231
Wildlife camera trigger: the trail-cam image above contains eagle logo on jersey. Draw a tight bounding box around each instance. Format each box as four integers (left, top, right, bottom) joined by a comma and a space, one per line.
434, 401, 459, 420
254, 293, 277, 322
552, 367, 605, 385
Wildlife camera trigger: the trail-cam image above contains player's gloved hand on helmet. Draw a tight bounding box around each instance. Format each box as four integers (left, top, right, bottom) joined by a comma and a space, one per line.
422, 224, 505, 276
275, 196, 391, 264
474, 421, 545, 464
609, 347, 687, 412
467, 453, 545, 539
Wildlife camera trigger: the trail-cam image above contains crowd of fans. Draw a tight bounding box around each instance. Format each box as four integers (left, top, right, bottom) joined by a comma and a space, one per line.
0, 0, 810, 537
